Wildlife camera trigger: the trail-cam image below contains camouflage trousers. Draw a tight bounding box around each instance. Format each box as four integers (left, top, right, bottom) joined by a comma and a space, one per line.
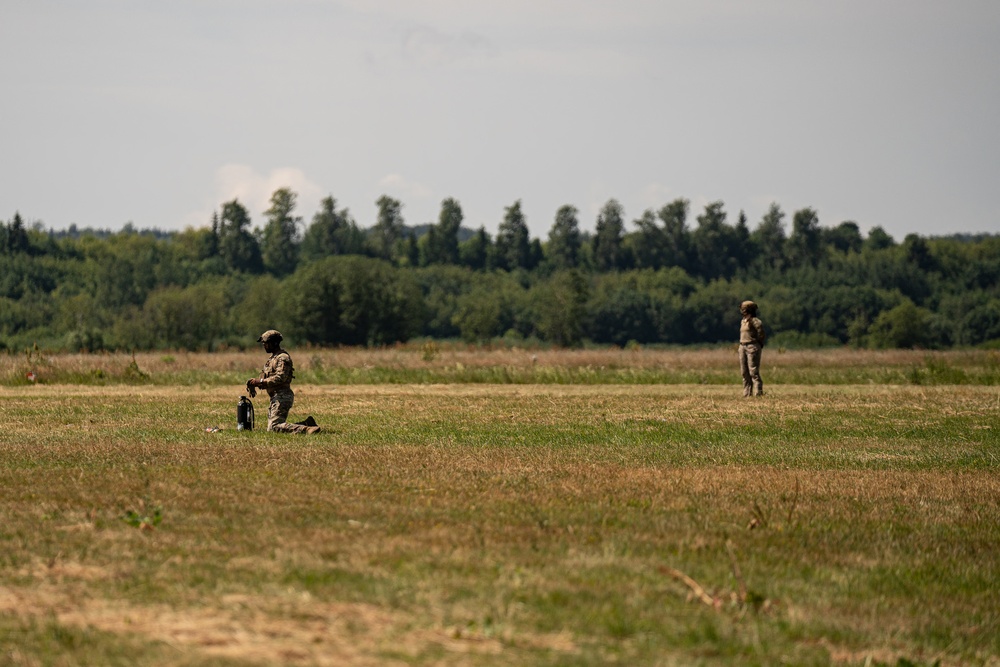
739, 343, 764, 397
267, 389, 312, 434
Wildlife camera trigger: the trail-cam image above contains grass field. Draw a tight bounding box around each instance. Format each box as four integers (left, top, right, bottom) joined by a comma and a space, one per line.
1, 348, 998, 666
5, 345, 1000, 386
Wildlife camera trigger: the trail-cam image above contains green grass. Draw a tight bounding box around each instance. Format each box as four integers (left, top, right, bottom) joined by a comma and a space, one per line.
0, 377, 998, 665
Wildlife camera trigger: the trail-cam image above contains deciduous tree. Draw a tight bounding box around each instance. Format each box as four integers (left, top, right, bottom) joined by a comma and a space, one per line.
532, 269, 588, 346
371, 195, 405, 262
459, 227, 493, 270
217, 199, 263, 274
692, 201, 741, 279
547, 205, 582, 270
260, 187, 301, 277
628, 209, 664, 270
824, 221, 863, 254
658, 198, 691, 271
496, 200, 531, 271
426, 198, 463, 265
751, 203, 786, 271
301, 196, 365, 261
593, 199, 627, 271
786, 207, 822, 268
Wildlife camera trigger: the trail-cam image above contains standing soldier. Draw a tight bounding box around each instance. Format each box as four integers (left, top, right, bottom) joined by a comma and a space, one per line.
739, 301, 766, 397
246, 330, 321, 434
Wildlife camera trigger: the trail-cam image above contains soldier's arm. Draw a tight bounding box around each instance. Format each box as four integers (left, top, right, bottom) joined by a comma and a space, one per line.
249, 366, 268, 387
755, 319, 766, 346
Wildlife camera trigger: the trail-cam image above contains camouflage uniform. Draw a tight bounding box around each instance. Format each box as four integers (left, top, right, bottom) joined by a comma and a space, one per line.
255, 330, 317, 434
739, 301, 766, 397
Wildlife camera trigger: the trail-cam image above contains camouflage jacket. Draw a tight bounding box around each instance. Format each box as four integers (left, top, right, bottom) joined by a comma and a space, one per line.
258, 349, 295, 395
740, 316, 766, 346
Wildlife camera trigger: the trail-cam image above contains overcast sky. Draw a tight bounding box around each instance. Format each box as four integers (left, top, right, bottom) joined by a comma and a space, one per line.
2, 0, 998, 241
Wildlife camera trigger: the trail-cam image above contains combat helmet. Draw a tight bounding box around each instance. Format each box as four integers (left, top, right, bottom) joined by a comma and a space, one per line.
257, 329, 283, 344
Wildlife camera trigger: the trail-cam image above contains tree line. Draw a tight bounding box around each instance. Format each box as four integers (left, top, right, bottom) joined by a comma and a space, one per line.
2, 189, 999, 352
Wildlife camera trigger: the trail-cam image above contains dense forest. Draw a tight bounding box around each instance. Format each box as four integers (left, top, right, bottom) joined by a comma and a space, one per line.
2, 189, 999, 352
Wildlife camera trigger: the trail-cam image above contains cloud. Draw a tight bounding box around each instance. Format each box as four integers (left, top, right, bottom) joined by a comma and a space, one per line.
213, 164, 324, 214
179, 164, 324, 230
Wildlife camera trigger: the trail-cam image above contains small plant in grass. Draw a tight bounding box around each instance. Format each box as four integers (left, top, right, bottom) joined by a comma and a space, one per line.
121, 504, 162, 531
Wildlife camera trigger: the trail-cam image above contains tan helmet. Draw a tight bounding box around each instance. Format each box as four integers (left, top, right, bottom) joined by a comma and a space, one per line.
257, 329, 283, 344
740, 300, 758, 315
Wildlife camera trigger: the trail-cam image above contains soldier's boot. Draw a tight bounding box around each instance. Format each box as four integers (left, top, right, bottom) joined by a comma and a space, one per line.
294, 416, 318, 427
305, 425, 321, 434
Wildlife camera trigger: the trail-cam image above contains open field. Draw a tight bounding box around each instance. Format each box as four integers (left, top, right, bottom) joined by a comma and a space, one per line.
4, 345, 1000, 386
1, 352, 999, 665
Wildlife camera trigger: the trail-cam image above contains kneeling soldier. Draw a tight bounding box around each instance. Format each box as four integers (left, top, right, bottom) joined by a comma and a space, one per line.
247, 330, 320, 434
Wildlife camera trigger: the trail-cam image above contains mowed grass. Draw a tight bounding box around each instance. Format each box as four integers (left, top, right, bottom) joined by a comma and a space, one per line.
0, 379, 998, 665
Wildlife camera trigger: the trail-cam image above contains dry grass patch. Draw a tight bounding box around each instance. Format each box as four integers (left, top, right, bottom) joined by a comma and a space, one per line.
1, 583, 424, 666
4, 346, 1000, 386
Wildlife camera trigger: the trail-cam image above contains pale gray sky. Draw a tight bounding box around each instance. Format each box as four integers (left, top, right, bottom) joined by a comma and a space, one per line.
2, 0, 998, 240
